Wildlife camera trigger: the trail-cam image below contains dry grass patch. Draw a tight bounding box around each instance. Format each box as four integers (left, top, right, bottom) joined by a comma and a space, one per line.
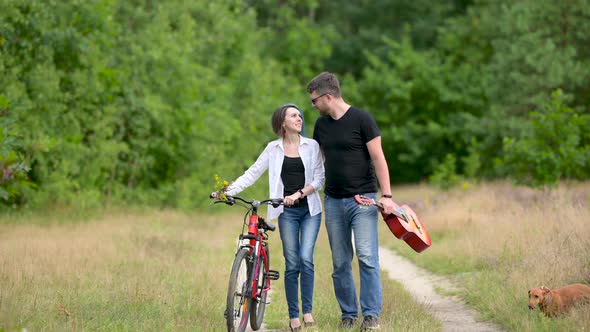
0, 209, 242, 331
1, 203, 440, 331
383, 181, 590, 331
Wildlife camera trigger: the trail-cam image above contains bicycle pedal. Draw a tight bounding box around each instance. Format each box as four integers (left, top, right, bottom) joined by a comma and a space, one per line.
266, 270, 280, 280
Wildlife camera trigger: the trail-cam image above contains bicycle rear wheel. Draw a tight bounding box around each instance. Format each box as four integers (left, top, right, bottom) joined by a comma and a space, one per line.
249, 244, 269, 330
225, 248, 252, 332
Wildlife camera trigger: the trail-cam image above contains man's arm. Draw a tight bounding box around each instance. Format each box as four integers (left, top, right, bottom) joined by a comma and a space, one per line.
366, 136, 398, 214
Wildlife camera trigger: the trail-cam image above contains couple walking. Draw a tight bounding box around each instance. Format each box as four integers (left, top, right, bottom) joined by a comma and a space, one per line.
224, 72, 398, 331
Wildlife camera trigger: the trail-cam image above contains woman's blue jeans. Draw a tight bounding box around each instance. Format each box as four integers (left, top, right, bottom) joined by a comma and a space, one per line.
324, 193, 382, 319
278, 207, 321, 319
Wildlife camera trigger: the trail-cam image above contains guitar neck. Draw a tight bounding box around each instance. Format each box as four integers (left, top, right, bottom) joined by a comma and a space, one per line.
373, 201, 406, 220
354, 195, 425, 236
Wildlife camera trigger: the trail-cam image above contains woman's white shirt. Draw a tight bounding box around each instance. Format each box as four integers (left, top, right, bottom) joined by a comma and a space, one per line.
225, 136, 325, 220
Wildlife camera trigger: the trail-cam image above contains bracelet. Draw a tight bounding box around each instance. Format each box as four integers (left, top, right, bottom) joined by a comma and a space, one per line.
298, 189, 305, 197
382, 194, 393, 198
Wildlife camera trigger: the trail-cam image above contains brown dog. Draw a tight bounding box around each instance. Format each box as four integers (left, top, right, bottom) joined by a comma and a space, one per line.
528, 284, 590, 317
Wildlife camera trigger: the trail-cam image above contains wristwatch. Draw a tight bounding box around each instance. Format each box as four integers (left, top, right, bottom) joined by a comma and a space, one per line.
298, 189, 305, 197
382, 194, 393, 198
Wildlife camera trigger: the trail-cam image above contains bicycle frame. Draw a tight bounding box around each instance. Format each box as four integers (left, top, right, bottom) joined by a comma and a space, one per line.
239, 212, 270, 301
213, 194, 281, 332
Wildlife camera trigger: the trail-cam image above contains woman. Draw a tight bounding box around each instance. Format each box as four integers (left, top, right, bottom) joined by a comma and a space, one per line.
224, 104, 324, 331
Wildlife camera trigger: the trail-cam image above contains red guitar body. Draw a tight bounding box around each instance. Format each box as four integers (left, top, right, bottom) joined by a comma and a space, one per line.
354, 195, 432, 253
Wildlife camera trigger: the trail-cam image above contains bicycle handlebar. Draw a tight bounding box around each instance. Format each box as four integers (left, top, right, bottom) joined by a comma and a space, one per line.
210, 192, 282, 232
210, 192, 284, 209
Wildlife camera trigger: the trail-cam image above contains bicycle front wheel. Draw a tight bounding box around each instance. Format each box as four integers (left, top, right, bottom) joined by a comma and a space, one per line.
225, 248, 252, 332
249, 244, 269, 330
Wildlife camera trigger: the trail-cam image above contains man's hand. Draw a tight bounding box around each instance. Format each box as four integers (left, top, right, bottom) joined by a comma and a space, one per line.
378, 197, 399, 215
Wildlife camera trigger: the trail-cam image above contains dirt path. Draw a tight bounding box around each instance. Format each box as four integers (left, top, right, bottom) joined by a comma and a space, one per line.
379, 246, 502, 332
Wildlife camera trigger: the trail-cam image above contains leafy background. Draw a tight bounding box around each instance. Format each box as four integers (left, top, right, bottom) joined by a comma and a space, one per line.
1, 0, 589, 211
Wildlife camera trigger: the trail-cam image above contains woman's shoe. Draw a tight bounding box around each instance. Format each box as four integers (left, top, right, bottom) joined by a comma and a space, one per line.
303, 320, 317, 329
289, 322, 302, 331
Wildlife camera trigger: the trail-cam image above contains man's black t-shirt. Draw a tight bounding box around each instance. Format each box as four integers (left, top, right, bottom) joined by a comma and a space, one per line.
313, 106, 380, 198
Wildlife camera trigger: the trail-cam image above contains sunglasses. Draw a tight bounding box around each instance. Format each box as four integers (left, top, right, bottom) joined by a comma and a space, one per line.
311, 93, 329, 105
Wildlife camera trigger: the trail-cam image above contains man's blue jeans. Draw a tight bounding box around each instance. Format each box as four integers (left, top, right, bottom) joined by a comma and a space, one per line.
324, 193, 382, 319
278, 206, 322, 319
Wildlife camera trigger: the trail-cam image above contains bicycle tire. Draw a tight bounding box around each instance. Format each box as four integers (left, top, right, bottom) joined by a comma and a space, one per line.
226, 248, 252, 332
249, 244, 269, 330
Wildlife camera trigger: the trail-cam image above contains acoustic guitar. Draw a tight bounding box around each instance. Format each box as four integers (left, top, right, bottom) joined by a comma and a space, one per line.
354, 195, 431, 253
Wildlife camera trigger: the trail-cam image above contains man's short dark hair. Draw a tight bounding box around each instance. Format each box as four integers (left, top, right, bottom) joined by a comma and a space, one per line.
306, 72, 341, 97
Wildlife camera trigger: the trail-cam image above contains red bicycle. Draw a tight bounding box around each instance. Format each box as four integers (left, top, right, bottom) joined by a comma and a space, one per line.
211, 193, 282, 332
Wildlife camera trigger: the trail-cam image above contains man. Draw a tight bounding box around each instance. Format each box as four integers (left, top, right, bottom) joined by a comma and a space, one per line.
307, 72, 397, 331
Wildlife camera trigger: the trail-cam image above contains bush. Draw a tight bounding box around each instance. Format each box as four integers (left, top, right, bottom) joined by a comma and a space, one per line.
0, 96, 30, 205
429, 154, 461, 190
501, 90, 590, 187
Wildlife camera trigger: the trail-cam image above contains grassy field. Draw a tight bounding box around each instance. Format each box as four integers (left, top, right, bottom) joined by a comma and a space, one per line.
384, 181, 590, 332
0, 202, 438, 331
1, 181, 589, 331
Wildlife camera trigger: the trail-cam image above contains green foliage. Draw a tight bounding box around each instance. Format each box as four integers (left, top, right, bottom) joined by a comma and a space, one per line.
484, 1, 590, 113
0, 0, 302, 210
501, 90, 590, 187
348, 0, 589, 185
428, 139, 481, 190
0, 96, 31, 204
438, 0, 590, 114
349, 36, 488, 182
316, 0, 470, 77
429, 154, 462, 190
462, 138, 481, 180
2, 0, 590, 211
427, 139, 481, 191
245, 0, 337, 84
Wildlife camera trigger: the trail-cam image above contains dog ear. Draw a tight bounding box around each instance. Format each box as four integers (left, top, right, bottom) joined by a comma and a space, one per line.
541, 286, 550, 293
528, 289, 531, 295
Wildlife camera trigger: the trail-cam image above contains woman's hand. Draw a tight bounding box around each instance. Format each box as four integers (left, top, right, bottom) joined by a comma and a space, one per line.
284, 192, 302, 206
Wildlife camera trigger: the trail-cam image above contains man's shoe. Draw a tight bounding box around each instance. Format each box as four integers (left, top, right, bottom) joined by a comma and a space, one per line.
360, 315, 380, 330
339, 317, 356, 329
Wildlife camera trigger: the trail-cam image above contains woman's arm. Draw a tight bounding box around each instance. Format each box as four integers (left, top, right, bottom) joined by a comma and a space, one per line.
225, 145, 270, 196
